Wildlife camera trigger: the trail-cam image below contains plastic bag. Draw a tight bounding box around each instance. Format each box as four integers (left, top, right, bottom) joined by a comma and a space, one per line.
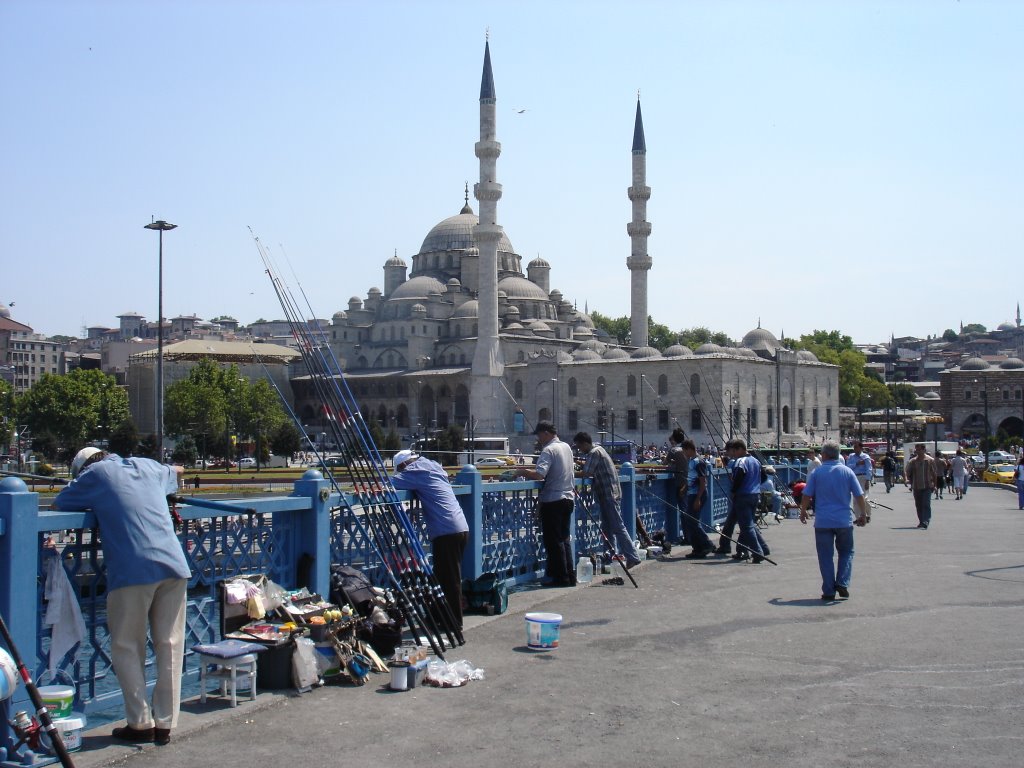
292, 637, 321, 690
425, 659, 485, 688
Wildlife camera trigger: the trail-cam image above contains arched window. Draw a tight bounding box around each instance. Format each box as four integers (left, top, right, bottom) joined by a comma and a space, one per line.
514, 380, 523, 399
627, 375, 636, 396
568, 378, 577, 397
658, 374, 668, 396
689, 373, 700, 396
596, 377, 606, 401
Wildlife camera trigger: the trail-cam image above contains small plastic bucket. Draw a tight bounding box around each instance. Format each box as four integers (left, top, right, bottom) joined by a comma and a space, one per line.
38, 685, 75, 718
525, 612, 562, 650
42, 715, 86, 754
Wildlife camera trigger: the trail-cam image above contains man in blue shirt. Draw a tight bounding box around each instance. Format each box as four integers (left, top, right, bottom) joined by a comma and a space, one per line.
54, 448, 188, 746
679, 438, 715, 558
390, 450, 470, 629
727, 438, 769, 562
845, 441, 874, 497
800, 440, 870, 600
517, 421, 577, 586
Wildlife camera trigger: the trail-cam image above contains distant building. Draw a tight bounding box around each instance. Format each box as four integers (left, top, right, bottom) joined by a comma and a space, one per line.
0, 303, 66, 392
939, 356, 1024, 440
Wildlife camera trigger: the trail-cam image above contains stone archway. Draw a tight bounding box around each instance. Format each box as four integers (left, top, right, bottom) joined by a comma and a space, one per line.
996, 416, 1023, 439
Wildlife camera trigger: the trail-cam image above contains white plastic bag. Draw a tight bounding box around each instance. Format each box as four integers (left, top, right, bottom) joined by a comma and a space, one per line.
291, 637, 321, 690
425, 659, 485, 688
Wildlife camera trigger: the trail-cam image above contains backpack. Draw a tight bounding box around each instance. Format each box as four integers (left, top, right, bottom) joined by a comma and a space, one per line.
329, 565, 377, 617
462, 572, 509, 615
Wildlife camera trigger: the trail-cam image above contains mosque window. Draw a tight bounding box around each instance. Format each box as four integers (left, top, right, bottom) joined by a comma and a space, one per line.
690, 409, 701, 431
517, 351, 525, 362
596, 377, 606, 401
514, 380, 523, 399
798, 408, 805, 427
568, 378, 577, 397
750, 409, 758, 429
658, 410, 669, 430
460, 354, 466, 365
826, 407, 832, 425
568, 410, 578, 431
658, 374, 668, 396
812, 408, 819, 427
627, 375, 636, 396
627, 410, 638, 430
767, 407, 774, 428
965, 390, 972, 400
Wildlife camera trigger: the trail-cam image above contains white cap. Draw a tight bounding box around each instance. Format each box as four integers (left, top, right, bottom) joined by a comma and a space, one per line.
71, 446, 103, 478
392, 450, 418, 470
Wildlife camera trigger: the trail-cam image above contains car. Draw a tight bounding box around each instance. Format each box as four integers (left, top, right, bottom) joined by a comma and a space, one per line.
498, 469, 520, 481
981, 463, 1015, 484
474, 457, 508, 467
206, 459, 237, 469
987, 450, 1015, 464
319, 456, 347, 468
238, 457, 257, 467
968, 453, 986, 468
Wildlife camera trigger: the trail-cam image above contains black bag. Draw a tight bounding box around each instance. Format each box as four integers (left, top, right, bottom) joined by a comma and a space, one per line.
462, 572, 508, 615
329, 565, 377, 617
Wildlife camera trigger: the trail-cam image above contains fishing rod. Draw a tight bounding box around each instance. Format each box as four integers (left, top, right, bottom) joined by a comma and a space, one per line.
0, 612, 77, 768
256, 238, 461, 651
571, 488, 639, 588
0, 469, 68, 485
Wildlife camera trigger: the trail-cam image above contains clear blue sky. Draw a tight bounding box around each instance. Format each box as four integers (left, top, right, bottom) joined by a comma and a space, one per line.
2, 0, 1021, 344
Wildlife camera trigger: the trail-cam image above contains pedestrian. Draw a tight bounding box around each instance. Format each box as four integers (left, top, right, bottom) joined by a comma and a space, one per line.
799, 440, 870, 601
949, 449, 970, 501
806, 447, 822, 480
53, 447, 189, 746
725, 438, 769, 563
1014, 456, 1024, 510
679, 438, 715, 558
845, 440, 873, 497
905, 443, 937, 529
881, 451, 898, 493
516, 421, 577, 586
933, 452, 947, 499
390, 449, 469, 629
572, 432, 642, 569
664, 428, 689, 540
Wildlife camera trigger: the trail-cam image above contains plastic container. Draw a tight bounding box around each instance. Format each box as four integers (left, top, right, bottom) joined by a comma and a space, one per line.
38, 685, 75, 718
42, 714, 86, 754
525, 612, 563, 650
389, 660, 409, 691
575, 556, 594, 584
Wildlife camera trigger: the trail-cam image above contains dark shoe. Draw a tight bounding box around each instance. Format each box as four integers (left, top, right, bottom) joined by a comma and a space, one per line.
751, 554, 766, 564
916, 523, 926, 529
821, 594, 835, 601
731, 552, 750, 561
714, 545, 731, 555
112, 725, 155, 743
154, 728, 171, 746
836, 586, 849, 599
684, 549, 709, 559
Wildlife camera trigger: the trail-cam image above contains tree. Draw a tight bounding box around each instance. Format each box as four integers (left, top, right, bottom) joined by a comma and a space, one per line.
18, 370, 128, 458
590, 311, 632, 345
889, 383, 919, 410
270, 422, 302, 457
792, 331, 882, 407
677, 326, 734, 349
108, 419, 140, 456
941, 328, 958, 342
384, 428, 402, 453
436, 424, 464, 465
646, 317, 677, 350
172, 435, 198, 466
961, 323, 986, 335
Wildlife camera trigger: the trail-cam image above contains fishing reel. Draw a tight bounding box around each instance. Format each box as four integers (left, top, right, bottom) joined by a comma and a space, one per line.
9, 710, 43, 751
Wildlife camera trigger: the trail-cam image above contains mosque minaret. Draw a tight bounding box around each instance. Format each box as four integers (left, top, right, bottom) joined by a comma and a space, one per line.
627, 97, 653, 349
469, 39, 506, 433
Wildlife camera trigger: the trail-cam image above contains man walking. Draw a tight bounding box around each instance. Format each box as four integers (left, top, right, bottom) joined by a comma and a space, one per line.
881, 451, 898, 493
949, 449, 970, 501
905, 443, 937, 529
573, 432, 642, 570
799, 440, 870, 601
54, 448, 188, 746
390, 449, 469, 629
517, 422, 577, 586
846, 440, 874, 497
679, 438, 715, 558
726, 438, 769, 563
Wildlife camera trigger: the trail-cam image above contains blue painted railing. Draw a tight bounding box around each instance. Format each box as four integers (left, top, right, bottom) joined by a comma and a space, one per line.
0, 463, 734, 761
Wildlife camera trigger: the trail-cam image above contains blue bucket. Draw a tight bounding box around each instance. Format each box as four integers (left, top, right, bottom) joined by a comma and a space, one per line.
525, 612, 562, 650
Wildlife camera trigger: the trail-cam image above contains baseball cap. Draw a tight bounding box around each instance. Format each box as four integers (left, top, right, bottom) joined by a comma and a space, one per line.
71, 446, 103, 478
392, 450, 418, 470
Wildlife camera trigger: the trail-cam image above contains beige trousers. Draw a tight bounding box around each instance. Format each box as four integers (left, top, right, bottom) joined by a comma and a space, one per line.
106, 578, 187, 730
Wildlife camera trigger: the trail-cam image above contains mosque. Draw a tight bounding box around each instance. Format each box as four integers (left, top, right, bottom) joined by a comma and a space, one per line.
296, 41, 839, 452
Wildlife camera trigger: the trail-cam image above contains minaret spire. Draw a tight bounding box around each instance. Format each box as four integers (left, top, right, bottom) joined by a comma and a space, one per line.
469, 38, 505, 434
627, 95, 652, 348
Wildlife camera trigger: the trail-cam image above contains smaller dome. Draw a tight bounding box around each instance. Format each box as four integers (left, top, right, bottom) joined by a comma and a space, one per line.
504, 306, 521, 317
385, 254, 406, 267
960, 357, 990, 370
602, 348, 629, 360
742, 326, 780, 349
573, 327, 594, 340
732, 348, 758, 358
572, 349, 602, 361
504, 322, 525, 330
577, 339, 605, 352
447, 278, 461, 289
332, 310, 347, 320
631, 346, 662, 359
529, 320, 555, 337
695, 343, 725, 355
529, 256, 550, 268
663, 344, 693, 358
921, 391, 941, 400
797, 350, 819, 362
574, 312, 596, 329
556, 350, 573, 363
999, 357, 1024, 369
367, 287, 381, 297
997, 321, 1016, 331
451, 300, 479, 319
348, 296, 363, 309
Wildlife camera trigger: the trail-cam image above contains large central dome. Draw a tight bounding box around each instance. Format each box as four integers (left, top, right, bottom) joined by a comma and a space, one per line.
418, 207, 516, 255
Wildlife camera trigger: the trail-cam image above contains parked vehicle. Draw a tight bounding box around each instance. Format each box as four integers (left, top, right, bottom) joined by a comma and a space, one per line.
981, 464, 1015, 484
238, 457, 257, 467
987, 450, 1015, 464
475, 457, 508, 468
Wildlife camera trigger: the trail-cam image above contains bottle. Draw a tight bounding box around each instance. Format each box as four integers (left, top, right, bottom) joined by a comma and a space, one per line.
576, 555, 594, 584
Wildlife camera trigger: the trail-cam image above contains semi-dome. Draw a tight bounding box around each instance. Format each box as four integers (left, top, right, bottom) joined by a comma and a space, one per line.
451, 300, 479, 319
387, 275, 447, 301
999, 357, 1024, 369
732, 348, 758, 358
960, 357, 990, 370
419, 209, 515, 255
528, 320, 554, 337
630, 346, 662, 359
602, 348, 629, 360
695, 343, 725, 355
497, 276, 549, 301
663, 344, 693, 358
797, 350, 819, 362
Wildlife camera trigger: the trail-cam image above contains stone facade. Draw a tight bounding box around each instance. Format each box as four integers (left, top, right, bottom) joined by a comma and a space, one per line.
938, 356, 1024, 439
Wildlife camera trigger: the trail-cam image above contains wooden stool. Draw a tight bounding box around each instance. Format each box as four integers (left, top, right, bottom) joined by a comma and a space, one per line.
197, 651, 259, 707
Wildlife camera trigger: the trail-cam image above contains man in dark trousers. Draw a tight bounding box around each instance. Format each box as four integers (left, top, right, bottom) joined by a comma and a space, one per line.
390, 449, 469, 629
517, 421, 577, 586
573, 432, 642, 569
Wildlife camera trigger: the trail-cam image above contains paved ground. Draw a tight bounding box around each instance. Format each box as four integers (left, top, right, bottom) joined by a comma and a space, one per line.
70, 483, 1023, 768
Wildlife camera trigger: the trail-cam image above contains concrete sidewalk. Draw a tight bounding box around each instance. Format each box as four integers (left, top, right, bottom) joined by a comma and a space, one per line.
72, 484, 1023, 768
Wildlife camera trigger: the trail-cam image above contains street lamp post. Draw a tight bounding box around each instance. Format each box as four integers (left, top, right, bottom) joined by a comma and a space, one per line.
723, 389, 735, 440
824, 422, 830, 442
144, 219, 177, 462
639, 374, 645, 450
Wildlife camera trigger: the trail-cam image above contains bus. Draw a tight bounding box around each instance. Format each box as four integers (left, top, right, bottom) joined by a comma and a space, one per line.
411, 435, 511, 466
600, 440, 637, 465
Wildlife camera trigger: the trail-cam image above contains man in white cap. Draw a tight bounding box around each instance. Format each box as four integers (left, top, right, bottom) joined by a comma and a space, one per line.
54, 447, 187, 746
389, 449, 469, 629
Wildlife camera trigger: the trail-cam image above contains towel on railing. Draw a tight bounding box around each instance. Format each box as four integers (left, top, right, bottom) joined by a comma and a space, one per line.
43, 550, 86, 676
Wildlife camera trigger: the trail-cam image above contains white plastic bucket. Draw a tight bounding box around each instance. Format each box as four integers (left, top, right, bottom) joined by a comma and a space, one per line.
42, 714, 86, 754
389, 660, 409, 691
525, 612, 562, 650
38, 685, 75, 718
